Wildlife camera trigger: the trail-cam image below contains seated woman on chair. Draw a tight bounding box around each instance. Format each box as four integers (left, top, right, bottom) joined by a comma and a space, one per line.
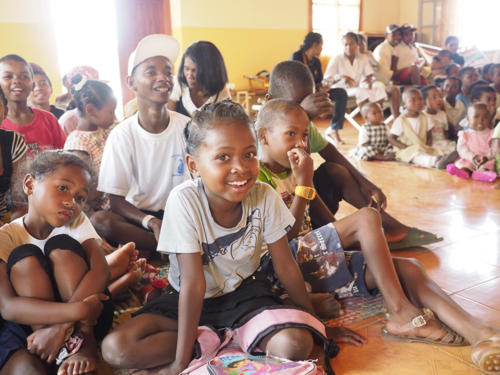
323, 32, 388, 137
290, 32, 348, 145
167, 41, 231, 117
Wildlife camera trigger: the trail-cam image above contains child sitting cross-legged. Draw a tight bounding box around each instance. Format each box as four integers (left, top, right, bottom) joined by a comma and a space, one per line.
442, 77, 466, 137
388, 88, 444, 168
422, 85, 458, 168
447, 102, 497, 182
350, 102, 394, 161
256, 98, 500, 373
101, 100, 331, 374
0, 151, 127, 375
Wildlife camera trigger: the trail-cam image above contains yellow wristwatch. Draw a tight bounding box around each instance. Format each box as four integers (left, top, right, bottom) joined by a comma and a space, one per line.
295, 185, 316, 200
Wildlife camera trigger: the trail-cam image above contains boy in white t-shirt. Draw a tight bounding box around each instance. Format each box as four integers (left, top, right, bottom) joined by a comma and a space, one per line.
93, 35, 190, 258
388, 88, 443, 168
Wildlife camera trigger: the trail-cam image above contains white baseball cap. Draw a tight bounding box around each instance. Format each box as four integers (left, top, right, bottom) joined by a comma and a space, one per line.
128, 34, 180, 76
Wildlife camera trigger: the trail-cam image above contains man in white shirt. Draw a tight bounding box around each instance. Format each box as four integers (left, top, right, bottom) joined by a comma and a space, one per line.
373, 24, 402, 85
92, 34, 190, 258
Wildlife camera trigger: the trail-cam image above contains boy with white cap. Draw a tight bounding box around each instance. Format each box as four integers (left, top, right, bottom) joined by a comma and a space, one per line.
92, 34, 191, 258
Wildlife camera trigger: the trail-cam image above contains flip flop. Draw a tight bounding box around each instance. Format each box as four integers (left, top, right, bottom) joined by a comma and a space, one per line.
388, 227, 443, 251
471, 335, 500, 374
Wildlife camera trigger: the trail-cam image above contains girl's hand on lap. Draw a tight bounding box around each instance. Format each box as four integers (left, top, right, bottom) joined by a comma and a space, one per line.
27, 324, 72, 363
288, 147, 314, 187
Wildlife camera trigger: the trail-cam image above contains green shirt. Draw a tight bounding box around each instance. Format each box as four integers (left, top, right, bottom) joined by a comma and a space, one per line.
309, 121, 329, 154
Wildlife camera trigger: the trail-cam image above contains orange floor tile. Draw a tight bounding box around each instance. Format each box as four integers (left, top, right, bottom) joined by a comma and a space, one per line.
312, 118, 500, 375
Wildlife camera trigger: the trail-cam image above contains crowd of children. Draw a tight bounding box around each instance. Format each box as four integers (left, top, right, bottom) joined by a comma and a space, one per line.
0, 24, 499, 375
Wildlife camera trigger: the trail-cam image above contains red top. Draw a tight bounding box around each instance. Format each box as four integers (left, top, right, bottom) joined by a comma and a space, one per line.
1, 108, 66, 157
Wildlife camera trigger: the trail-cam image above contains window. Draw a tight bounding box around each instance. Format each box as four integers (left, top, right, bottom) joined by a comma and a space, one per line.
50, 0, 123, 118
311, 0, 361, 57
456, 0, 500, 51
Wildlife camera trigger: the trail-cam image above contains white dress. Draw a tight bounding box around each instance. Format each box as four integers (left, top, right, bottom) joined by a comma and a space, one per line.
323, 53, 387, 104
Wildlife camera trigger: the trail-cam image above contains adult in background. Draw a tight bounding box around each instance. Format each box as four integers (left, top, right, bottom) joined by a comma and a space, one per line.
167, 41, 231, 117
290, 32, 348, 144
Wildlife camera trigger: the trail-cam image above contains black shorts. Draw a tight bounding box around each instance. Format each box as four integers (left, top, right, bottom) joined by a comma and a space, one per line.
313, 162, 344, 219
136, 271, 283, 329
6, 234, 113, 341
0, 319, 28, 368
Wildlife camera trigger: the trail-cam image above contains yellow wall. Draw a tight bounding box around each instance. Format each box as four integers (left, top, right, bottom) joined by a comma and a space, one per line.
171, 0, 309, 90
362, 0, 401, 33
0, 0, 62, 98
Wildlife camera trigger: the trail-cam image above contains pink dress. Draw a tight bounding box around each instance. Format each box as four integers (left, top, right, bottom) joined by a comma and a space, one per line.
454, 129, 495, 171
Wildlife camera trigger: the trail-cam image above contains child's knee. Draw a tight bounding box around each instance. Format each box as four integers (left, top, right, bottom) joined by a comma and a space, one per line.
264, 327, 314, 361
101, 330, 132, 367
358, 206, 383, 229
90, 210, 115, 235
393, 257, 424, 279
4, 349, 47, 375
7, 245, 49, 280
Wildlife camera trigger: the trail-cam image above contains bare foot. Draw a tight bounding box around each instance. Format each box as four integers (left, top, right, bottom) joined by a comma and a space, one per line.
106, 242, 138, 280
310, 293, 341, 319
57, 329, 97, 375
108, 258, 147, 297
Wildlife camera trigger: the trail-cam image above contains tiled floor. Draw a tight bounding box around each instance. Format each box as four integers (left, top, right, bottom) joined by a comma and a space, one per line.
312, 118, 500, 374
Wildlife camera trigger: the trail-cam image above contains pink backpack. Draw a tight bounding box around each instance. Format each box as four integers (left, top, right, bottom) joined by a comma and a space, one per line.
181, 307, 338, 375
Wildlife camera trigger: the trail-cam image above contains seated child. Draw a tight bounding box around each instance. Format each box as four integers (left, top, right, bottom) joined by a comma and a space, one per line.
489, 64, 500, 119
447, 103, 497, 181
457, 67, 479, 108
0, 55, 66, 157
64, 75, 116, 213
481, 63, 494, 83
0, 151, 114, 375
430, 50, 453, 82
256, 99, 500, 373
101, 101, 323, 373
444, 35, 464, 66
493, 122, 500, 175
92, 35, 190, 258
350, 102, 394, 161
388, 88, 443, 168
393, 24, 427, 85
442, 77, 466, 137
0, 88, 27, 225
445, 63, 460, 78
422, 85, 457, 159
470, 84, 498, 128
28, 63, 64, 119
267, 60, 441, 248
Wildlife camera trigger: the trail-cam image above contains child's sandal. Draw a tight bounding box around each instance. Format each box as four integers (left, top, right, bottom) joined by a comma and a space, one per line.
381, 308, 467, 346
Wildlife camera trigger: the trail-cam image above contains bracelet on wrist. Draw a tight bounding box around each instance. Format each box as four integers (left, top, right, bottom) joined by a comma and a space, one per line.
141, 215, 155, 230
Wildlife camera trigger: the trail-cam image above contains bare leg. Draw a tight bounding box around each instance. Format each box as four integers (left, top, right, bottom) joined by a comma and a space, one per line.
0, 349, 47, 375
387, 86, 401, 117
91, 211, 156, 258
101, 313, 178, 370
313, 163, 409, 240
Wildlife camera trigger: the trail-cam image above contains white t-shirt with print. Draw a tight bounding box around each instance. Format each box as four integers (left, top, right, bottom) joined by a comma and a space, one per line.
0, 213, 99, 262
98, 111, 190, 212
158, 179, 295, 298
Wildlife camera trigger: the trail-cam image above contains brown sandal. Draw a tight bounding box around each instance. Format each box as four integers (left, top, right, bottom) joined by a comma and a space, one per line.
381, 308, 467, 346
471, 335, 500, 374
